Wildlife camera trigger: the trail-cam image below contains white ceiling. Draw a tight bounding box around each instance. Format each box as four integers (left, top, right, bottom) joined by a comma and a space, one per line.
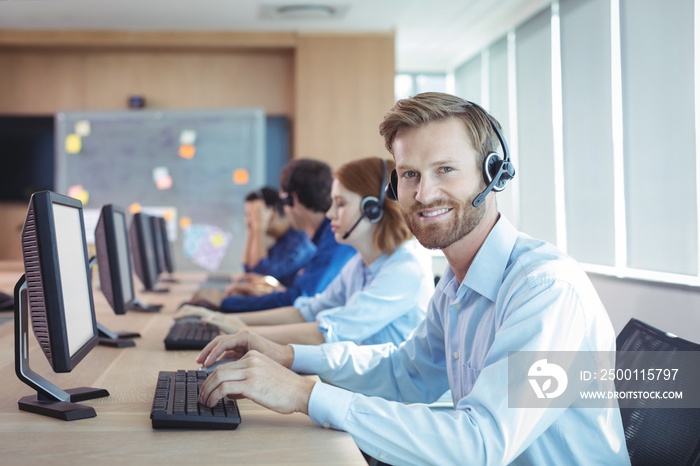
0, 0, 550, 72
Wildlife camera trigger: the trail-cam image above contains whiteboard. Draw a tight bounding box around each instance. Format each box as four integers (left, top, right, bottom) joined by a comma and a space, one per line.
55, 108, 266, 273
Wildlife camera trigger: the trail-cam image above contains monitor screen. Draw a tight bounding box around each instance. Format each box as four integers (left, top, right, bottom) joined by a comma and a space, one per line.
113, 209, 134, 302
151, 216, 175, 275
51, 202, 94, 358
129, 212, 159, 291
150, 215, 165, 276
95, 204, 135, 314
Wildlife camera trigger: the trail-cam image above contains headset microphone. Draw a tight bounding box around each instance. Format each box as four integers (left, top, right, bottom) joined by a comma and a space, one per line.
472, 159, 515, 207
342, 213, 366, 240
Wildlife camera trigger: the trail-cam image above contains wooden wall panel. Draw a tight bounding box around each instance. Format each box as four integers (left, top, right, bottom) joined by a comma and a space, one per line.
0, 50, 87, 113
0, 48, 293, 115
81, 50, 294, 113
295, 33, 395, 169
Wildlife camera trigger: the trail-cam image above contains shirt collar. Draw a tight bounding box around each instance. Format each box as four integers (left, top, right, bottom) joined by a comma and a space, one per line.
462, 215, 518, 302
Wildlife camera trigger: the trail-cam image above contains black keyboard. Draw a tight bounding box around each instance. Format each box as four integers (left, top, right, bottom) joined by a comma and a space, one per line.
151, 370, 241, 429
164, 321, 220, 350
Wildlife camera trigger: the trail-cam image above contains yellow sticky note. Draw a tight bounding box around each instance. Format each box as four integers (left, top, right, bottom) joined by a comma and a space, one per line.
65, 134, 82, 154
210, 232, 225, 247
233, 169, 249, 185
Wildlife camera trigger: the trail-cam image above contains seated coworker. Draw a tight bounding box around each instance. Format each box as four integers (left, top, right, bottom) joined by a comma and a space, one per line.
194, 93, 628, 465
194, 159, 355, 312
236, 186, 316, 291
179, 157, 434, 346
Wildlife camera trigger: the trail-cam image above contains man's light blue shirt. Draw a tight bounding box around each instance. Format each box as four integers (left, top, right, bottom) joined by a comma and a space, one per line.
293, 239, 434, 346
291, 216, 630, 465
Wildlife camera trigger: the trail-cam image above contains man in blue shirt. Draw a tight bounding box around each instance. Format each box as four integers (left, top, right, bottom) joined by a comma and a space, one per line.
238, 186, 316, 288
197, 93, 629, 465
219, 159, 355, 312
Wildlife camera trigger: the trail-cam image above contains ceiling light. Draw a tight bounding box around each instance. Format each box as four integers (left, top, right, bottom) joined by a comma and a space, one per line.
261, 3, 349, 20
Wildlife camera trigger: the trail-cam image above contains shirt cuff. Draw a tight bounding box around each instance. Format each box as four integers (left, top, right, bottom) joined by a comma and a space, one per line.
290, 344, 328, 374
293, 296, 315, 322
308, 381, 353, 430
316, 316, 334, 343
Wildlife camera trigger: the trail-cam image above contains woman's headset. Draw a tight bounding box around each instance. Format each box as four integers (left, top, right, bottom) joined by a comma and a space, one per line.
342, 158, 388, 239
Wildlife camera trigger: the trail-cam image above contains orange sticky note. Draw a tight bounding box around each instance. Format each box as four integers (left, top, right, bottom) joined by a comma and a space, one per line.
179, 217, 192, 229
163, 209, 175, 222
129, 202, 142, 214
233, 169, 249, 185
179, 144, 196, 159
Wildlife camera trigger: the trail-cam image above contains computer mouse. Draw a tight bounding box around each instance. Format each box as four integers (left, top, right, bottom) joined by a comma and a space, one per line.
174, 316, 201, 324
199, 359, 233, 372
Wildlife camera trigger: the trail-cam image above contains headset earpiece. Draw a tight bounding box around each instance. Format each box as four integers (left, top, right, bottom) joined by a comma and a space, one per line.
470, 102, 515, 207
385, 169, 398, 201
484, 152, 509, 192
361, 196, 382, 223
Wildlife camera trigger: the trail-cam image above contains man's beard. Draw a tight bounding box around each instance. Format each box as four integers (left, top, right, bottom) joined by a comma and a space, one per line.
402, 194, 486, 250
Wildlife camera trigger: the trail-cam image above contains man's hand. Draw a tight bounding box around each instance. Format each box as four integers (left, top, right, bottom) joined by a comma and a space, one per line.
175, 305, 247, 334
225, 274, 282, 296
198, 350, 315, 415
196, 328, 294, 368
190, 288, 225, 304
246, 199, 272, 232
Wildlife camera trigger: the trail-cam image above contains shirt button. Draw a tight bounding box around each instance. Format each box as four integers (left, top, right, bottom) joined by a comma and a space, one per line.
453, 352, 459, 359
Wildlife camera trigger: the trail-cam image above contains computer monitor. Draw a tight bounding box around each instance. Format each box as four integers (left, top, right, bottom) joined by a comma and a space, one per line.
95, 204, 136, 315
92, 205, 145, 348
14, 190, 109, 420
150, 215, 177, 282
129, 212, 168, 293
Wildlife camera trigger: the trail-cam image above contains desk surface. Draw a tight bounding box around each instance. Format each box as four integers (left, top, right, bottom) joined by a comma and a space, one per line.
0, 263, 366, 465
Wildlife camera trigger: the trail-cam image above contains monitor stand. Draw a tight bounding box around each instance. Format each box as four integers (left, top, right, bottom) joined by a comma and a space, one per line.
160, 273, 179, 284
97, 322, 139, 348
131, 298, 163, 312
144, 285, 170, 293
14, 277, 110, 421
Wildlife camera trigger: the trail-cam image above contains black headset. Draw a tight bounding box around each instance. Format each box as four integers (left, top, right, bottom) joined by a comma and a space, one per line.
342, 158, 388, 240
385, 101, 514, 208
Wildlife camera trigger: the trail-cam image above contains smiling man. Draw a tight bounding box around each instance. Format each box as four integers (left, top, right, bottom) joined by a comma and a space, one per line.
196, 93, 630, 465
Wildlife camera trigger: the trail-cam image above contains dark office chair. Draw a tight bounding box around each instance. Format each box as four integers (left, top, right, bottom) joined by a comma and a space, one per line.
615, 318, 700, 466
